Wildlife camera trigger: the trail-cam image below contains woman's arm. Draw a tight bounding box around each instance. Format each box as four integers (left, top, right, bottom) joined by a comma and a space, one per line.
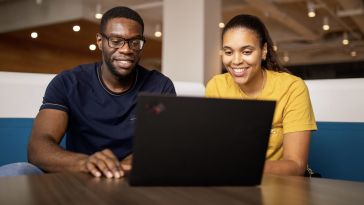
264, 130, 311, 176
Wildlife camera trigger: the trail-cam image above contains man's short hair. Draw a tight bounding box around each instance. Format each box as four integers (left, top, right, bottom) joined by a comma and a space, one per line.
100, 6, 144, 34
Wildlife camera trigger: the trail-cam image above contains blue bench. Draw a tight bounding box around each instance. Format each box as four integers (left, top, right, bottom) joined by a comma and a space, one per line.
0, 118, 33, 165
2, 118, 364, 182
309, 122, 364, 182
0, 118, 66, 166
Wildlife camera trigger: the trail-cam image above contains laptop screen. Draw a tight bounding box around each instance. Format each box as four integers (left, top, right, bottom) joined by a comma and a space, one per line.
130, 94, 275, 186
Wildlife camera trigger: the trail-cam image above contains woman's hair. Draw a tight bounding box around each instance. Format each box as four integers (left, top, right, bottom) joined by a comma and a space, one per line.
222, 14, 288, 72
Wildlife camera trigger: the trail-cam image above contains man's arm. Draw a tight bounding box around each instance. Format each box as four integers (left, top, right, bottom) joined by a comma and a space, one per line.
263, 130, 311, 176
28, 109, 125, 178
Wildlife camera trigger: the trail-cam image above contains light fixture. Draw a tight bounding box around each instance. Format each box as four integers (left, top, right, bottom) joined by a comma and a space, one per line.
154, 24, 162, 38
73, 25, 81, 32
35, 0, 42, 5
283, 52, 289, 63
219, 22, 225, 28
273, 43, 278, 52
342, 32, 349, 45
31, 32, 38, 39
95, 4, 102, 19
350, 50, 357, 57
95, 13, 103, 19
322, 16, 330, 31
89, 44, 97, 51
307, 2, 316, 18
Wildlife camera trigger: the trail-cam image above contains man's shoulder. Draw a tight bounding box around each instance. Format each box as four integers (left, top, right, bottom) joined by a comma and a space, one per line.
138, 65, 166, 77
61, 62, 98, 75
137, 65, 172, 82
136, 65, 175, 94
56, 62, 99, 81
47, 62, 99, 91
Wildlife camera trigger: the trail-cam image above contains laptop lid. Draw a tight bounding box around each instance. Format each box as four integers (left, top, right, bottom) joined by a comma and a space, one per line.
130, 95, 275, 186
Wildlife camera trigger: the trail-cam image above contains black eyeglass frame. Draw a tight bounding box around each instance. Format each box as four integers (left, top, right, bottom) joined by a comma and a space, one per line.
99, 33, 146, 51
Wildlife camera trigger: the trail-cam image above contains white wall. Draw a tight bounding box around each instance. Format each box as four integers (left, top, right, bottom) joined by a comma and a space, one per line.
305, 78, 364, 123
0, 72, 205, 118
1, 71, 363, 122
0, 72, 55, 118
173, 81, 205, 97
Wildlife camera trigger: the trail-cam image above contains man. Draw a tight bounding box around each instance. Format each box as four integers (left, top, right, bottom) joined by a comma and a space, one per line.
25, 6, 175, 178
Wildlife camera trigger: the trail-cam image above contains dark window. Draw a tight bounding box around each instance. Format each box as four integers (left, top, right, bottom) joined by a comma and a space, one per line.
287, 61, 364, 80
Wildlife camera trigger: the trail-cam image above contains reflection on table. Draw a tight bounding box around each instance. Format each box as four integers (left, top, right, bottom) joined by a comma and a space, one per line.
0, 172, 364, 205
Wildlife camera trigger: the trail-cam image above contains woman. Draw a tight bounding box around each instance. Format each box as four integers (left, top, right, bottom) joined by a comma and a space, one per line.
205, 14, 317, 176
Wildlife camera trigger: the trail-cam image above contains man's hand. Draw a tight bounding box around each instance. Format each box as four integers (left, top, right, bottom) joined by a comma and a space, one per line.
120, 154, 133, 172
83, 149, 125, 178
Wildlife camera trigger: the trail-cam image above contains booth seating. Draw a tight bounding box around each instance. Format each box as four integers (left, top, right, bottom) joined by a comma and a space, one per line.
0, 72, 55, 166
1, 71, 364, 181
305, 78, 364, 182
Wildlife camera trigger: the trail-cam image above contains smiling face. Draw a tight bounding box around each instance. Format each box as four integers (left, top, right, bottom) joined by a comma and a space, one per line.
221, 27, 267, 89
97, 17, 143, 79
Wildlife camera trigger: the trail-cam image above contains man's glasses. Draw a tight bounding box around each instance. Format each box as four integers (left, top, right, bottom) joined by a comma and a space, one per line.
100, 33, 145, 51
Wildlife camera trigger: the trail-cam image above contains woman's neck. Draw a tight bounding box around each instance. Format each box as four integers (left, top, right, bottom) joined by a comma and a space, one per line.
239, 69, 266, 98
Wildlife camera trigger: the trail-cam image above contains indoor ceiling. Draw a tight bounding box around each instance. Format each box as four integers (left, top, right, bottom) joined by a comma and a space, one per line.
1, 0, 364, 70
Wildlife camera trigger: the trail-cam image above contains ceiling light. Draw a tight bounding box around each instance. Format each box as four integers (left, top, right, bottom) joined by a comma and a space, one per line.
350, 50, 357, 57
154, 24, 162, 38
219, 22, 225, 28
73, 25, 80, 32
342, 32, 349, 45
283, 52, 289, 63
273, 43, 278, 52
95, 3, 102, 19
322, 16, 330, 31
89, 44, 97, 51
95, 13, 103, 19
31, 32, 38, 39
307, 2, 316, 18
154, 31, 162, 38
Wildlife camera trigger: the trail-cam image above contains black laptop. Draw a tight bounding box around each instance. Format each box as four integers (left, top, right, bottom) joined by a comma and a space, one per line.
129, 94, 275, 186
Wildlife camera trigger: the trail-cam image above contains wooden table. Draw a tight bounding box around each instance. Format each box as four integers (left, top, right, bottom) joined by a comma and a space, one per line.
0, 172, 363, 205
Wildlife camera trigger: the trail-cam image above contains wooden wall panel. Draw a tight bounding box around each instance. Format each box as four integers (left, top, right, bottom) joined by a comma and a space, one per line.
0, 19, 162, 74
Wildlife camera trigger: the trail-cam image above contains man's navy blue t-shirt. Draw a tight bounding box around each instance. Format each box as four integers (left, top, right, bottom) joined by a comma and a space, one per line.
40, 62, 176, 160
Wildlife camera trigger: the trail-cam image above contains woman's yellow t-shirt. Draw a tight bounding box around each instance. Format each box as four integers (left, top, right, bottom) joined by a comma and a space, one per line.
205, 70, 317, 160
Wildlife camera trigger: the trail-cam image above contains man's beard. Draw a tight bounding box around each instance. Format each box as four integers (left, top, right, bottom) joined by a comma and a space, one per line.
104, 54, 138, 81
